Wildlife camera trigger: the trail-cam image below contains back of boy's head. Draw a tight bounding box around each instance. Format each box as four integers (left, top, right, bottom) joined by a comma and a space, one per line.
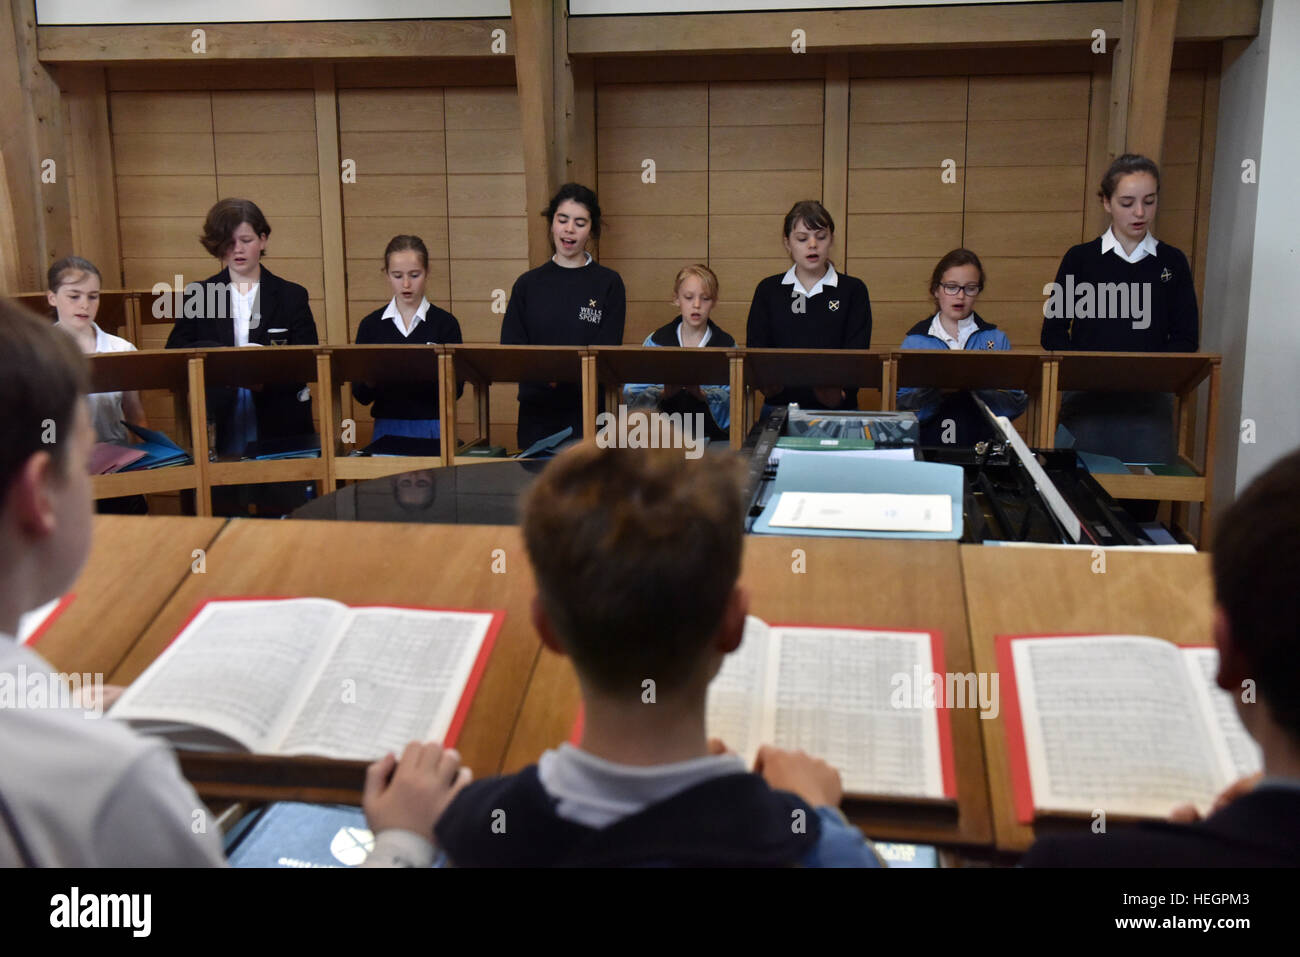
1213, 447, 1300, 742
521, 443, 745, 698
0, 299, 88, 511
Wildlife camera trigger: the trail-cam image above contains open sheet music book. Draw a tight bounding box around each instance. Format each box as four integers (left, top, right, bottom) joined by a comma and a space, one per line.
705, 616, 957, 802
111, 598, 502, 761
999, 634, 1263, 822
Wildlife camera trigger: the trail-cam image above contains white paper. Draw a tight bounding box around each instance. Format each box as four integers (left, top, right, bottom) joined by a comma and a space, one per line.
707, 619, 947, 800
112, 599, 493, 760
112, 599, 344, 753
1181, 646, 1264, 783
277, 608, 491, 760
769, 491, 952, 533
1011, 635, 1226, 818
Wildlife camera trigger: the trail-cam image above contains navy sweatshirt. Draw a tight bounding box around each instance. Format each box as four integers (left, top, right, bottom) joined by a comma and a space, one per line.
499, 258, 627, 410
1040, 238, 1199, 352
434, 764, 821, 867
745, 269, 872, 409
351, 303, 463, 420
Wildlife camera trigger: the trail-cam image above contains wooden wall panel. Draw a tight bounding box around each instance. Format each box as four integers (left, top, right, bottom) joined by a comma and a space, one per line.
849, 77, 968, 345
709, 80, 824, 346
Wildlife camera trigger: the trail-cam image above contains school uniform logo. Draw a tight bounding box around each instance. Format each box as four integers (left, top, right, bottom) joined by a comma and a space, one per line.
1160, 267, 1172, 282
579, 300, 603, 324
985, 340, 995, 349
828, 300, 840, 311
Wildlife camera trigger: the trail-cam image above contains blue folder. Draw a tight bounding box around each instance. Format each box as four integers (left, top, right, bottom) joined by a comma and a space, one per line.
117, 422, 192, 471
752, 454, 964, 540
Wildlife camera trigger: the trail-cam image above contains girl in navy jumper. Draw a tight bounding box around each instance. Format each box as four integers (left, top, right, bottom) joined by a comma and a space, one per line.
897, 248, 1027, 445
1040, 154, 1199, 467
500, 183, 626, 451
352, 235, 463, 444
745, 200, 872, 413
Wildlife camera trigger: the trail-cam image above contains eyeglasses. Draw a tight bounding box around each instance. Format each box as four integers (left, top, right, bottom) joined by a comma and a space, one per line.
939, 282, 983, 296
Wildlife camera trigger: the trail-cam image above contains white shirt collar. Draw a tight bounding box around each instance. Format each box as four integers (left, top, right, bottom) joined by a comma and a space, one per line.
781, 262, 838, 298
92, 323, 111, 351
537, 743, 747, 829
552, 251, 594, 267
927, 312, 978, 350
1101, 226, 1159, 264
677, 320, 712, 347
382, 296, 431, 336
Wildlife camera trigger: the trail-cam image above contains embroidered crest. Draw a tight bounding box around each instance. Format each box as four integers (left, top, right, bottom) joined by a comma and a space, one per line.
985, 340, 995, 349
588, 299, 597, 307
828, 300, 840, 311
1160, 267, 1172, 282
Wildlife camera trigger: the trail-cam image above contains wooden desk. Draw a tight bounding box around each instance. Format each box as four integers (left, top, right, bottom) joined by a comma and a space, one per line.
324, 344, 449, 476
502, 536, 994, 848
959, 543, 1214, 854
116, 520, 542, 804
448, 345, 589, 452
1048, 351, 1220, 546
32, 514, 227, 679
197, 345, 334, 495
590, 345, 740, 448
890, 349, 1054, 446
740, 349, 890, 436
87, 350, 209, 509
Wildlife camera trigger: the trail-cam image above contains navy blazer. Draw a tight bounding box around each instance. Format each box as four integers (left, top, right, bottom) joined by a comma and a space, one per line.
165, 265, 319, 442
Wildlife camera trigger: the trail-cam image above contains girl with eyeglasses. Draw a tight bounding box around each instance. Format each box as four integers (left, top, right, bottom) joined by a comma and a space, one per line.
897, 248, 1026, 445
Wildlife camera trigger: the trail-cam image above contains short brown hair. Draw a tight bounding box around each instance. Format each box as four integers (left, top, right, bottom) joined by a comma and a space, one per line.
673, 263, 719, 300
521, 443, 746, 697
200, 198, 271, 259
783, 200, 834, 237
1099, 153, 1160, 201
1213, 448, 1300, 743
929, 248, 986, 300
383, 235, 430, 271
0, 299, 89, 508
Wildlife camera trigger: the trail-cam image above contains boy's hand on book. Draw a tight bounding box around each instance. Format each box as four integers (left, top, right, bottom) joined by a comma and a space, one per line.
754, 745, 843, 809
1168, 772, 1263, 823
363, 741, 472, 840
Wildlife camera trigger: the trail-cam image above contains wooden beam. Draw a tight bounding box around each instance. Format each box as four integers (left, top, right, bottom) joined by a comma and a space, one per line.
1108, 0, 1139, 161
823, 54, 849, 264
2, 0, 71, 290
0, 148, 20, 292
58, 66, 121, 284
512, 0, 556, 268
571, 4, 1124, 55
313, 63, 348, 348
1084, 59, 1113, 242
567, 58, 597, 190
38, 19, 511, 62
1126, 0, 1180, 163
